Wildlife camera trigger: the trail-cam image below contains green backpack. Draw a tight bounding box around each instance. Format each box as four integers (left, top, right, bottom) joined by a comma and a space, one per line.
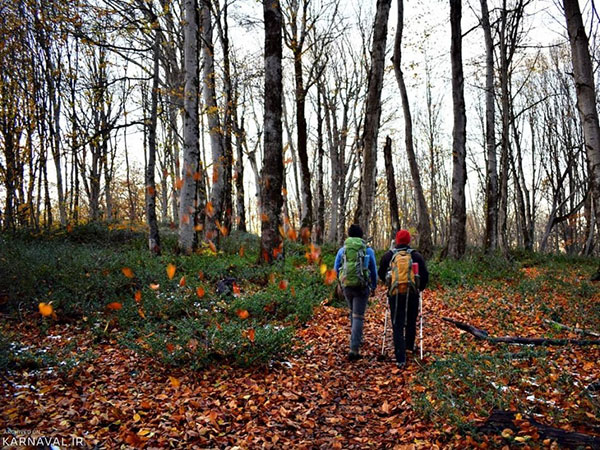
339, 237, 370, 288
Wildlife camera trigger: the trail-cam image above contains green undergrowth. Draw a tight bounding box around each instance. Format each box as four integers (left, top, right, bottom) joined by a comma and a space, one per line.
413, 346, 600, 440
420, 249, 600, 443
0, 225, 333, 369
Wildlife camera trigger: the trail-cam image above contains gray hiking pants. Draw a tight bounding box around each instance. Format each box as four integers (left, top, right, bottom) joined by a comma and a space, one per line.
343, 286, 369, 352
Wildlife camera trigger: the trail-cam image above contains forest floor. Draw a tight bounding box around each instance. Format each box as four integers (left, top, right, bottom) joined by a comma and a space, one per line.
1, 230, 600, 448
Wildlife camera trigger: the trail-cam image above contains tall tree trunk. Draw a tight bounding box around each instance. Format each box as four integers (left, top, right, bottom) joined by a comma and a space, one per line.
260, 0, 284, 264
563, 0, 600, 277
448, 0, 468, 259
146, 28, 161, 254
178, 0, 200, 254
393, 0, 433, 256
293, 54, 313, 232
215, 0, 234, 234
233, 114, 247, 232
354, 0, 392, 236
481, 0, 498, 253
382, 136, 400, 233
315, 87, 325, 244
201, 0, 226, 244
323, 88, 339, 243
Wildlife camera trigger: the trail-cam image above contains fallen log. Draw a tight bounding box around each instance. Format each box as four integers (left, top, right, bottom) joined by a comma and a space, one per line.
543, 318, 600, 338
478, 409, 600, 449
442, 317, 600, 346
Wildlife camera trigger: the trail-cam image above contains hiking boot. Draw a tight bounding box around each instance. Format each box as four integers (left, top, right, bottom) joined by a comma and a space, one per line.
348, 350, 361, 361
396, 361, 406, 369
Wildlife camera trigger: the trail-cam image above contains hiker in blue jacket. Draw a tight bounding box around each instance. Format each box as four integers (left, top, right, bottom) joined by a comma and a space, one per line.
334, 224, 378, 361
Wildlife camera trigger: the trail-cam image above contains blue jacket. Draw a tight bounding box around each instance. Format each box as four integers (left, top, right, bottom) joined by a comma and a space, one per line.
334, 245, 378, 291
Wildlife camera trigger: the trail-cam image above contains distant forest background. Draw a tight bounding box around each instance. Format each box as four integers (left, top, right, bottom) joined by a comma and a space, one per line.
1, 0, 600, 264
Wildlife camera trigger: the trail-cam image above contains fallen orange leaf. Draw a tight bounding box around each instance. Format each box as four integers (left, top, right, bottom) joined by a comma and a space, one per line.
122, 267, 134, 278
278, 279, 289, 290
134, 290, 142, 303
149, 283, 160, 290
39, 302, 53, 317
179, 276, 186, 287
168, 376, 180, 388
107, 302, 122, 311
196, 286, 205, 298
236, 309, 249, 319
232, 283, 241, 296
166, 263, 176, 280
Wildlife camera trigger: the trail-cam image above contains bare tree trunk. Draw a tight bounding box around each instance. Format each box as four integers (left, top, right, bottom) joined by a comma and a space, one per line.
202, 0, 226, 244
146, 28, 161, 254
354, 0, 392, 236
480, 0, 498, 253
382, 136, 400, 233
233, 114, 247, 232
563, 0, 600, 276
260, 0, 285, 264
213, 0, 234, 234
178, 0, 200, 254
315, 87, 325, 244
448, 0, 467, 259
323, 88, 339, 243
393, 0, 432, 256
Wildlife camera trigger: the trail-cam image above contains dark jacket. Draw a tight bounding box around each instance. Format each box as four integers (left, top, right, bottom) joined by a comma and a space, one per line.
378, 245, 429, 292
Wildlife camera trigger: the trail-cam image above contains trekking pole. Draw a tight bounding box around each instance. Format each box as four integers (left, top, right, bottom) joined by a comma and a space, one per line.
419, 290, 423, 360
381, 304, 388, 356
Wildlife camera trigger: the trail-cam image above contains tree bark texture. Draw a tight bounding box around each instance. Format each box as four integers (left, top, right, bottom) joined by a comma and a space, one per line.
316, 87, 325, 244
146, 28, 161, 255
260, 0, 285, 264
355, 0, 392, 236
448, 0, 467, 259
563, 0, 600, 277
393, 0, 433, 257
480, 0, 498, 253
202, 0, 226, 244
178, 0, 200, 254
382, 136, 400, 234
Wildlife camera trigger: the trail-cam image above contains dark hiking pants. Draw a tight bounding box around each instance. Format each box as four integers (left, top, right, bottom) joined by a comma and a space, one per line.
343, 286, 369, 353
388, 292, 419, 364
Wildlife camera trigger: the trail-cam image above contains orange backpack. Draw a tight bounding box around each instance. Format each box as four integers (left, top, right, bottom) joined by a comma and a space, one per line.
386, 249, 416, 296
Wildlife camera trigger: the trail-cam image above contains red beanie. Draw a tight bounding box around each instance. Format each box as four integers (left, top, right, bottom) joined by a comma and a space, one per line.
395, 229, 411, 245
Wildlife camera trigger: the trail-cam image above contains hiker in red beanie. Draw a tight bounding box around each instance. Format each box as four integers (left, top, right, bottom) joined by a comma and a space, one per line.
378, 229, 429, 368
